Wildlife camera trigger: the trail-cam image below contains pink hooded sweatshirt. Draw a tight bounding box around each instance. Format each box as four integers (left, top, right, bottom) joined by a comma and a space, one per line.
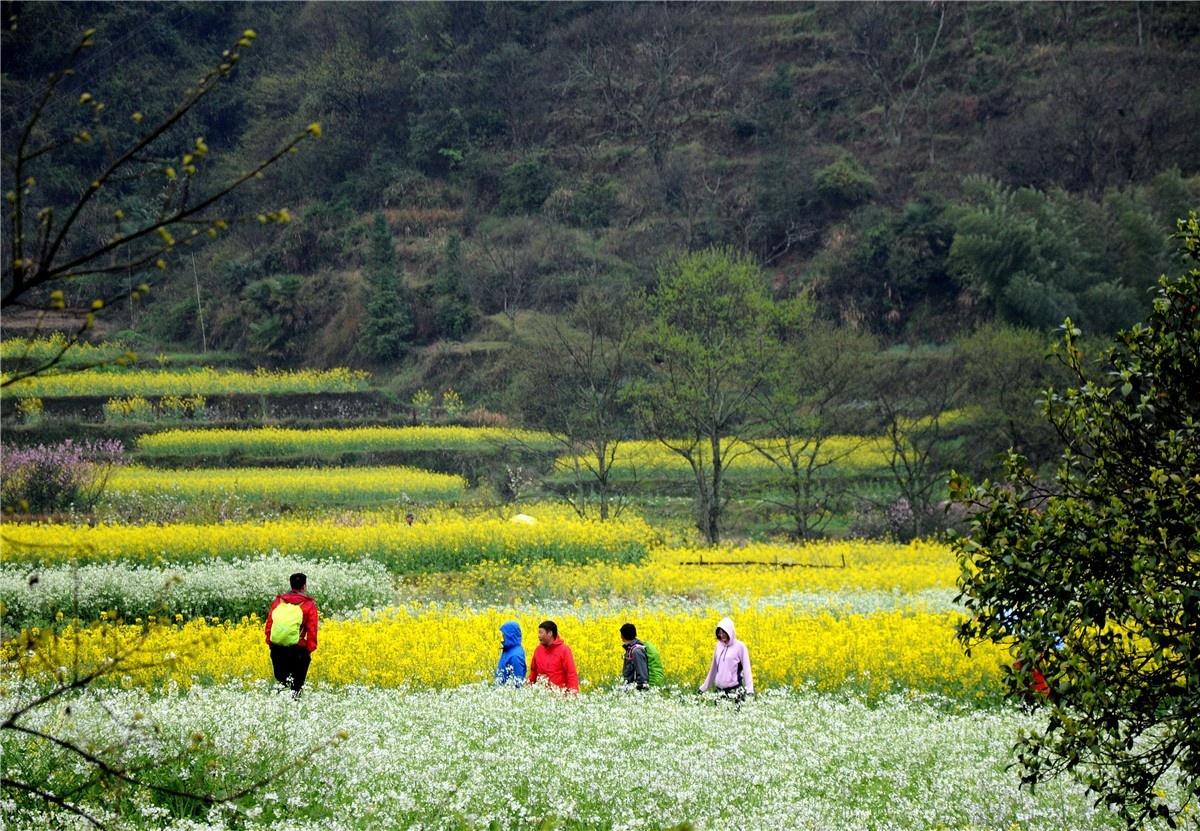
700, 616, 754, 694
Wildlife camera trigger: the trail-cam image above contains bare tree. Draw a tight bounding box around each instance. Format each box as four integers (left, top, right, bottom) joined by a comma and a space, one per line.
841, 2, 947, 147
749, 322, 877, 539
869, 348, 970, 540
1, 20, 330, 827
513, 285, 644, 519
467, 218, 596, 337
563, 5, 740, 179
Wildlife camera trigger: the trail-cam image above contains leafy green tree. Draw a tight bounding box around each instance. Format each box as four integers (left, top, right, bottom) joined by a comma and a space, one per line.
956, 323, 1068, 474
814, 155, 876, 211
240, 272, 346, 363
810, 199, 957, 334
567, 176, 619, 229
361, 214, 414, 362
952, 215, 1200, 829
946, 177, 1178, 334
629, 246, 793, 543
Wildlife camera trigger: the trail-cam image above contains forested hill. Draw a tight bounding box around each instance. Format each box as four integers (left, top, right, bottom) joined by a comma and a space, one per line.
3, 2, 1199, 385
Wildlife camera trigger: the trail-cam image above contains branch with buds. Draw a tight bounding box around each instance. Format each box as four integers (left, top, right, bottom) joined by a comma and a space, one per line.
2, 23, 323, 384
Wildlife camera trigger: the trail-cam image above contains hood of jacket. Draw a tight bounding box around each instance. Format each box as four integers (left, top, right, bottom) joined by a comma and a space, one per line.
278, 590, 313, 607
500, 620, 522, 649
716, 616, 736, 644
541, 636, 566, 650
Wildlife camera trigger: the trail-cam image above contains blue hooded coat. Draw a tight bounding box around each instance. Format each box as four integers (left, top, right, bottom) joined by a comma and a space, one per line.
496, 620, 526, 685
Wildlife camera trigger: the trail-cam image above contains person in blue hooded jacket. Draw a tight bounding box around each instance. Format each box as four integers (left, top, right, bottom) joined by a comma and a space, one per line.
496, 620, 526, 685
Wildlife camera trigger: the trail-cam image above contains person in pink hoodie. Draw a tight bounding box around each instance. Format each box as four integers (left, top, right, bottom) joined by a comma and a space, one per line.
699, 616, 753, 701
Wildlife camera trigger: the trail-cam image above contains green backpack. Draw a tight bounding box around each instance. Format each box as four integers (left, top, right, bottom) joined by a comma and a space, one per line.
269, 600, 304, 646
644, 641, 665, 687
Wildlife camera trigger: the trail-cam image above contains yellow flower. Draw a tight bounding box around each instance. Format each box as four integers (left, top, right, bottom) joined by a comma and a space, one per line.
6, 606, 1004, 696
2, 366, 373, 399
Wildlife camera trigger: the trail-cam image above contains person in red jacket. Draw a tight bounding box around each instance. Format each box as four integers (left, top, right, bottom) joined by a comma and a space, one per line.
528, 620, 579, 692
264, 572, 319, 698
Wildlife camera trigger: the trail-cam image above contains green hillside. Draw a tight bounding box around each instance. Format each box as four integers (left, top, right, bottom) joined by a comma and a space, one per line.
4, 3, 1196, 393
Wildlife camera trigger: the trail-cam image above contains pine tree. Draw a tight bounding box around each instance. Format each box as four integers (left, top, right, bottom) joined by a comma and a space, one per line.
433, 233, 475, 340
361, 214, 414, 361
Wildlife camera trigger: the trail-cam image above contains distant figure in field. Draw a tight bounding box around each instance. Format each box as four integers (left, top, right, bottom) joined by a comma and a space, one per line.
699, 616, 753, 702
496, 620, 527, 686
264, 572, 319, 698
528, 619, 579, 692
404, 512, 415, 526
619, 622, 665, 690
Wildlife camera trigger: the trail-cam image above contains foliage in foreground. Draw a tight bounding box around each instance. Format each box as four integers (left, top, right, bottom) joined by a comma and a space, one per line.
953, 215, 1200, 828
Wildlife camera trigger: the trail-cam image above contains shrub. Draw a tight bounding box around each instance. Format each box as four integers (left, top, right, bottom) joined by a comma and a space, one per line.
498, 155, 555, 215
464, 408, 508, 428
442, 389, 465, 418
411, 389, 434, 422
102, 395, 155, 423
569, 177, 619, 228
16, 398, 43, 425
815, 155, 876, 210
1, 439, 124, 514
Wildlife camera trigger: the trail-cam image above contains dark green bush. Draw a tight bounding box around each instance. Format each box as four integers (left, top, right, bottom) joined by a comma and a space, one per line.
499, 155, 556, 215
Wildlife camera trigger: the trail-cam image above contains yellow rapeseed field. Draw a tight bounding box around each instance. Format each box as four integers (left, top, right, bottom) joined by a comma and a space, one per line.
0, 334, 131, 365
555, 436, 894, 477
1, 366, 370, 398
136, 424, 558, 457
9, 604, 1004, 696
1, 513, 656, 571
108, 465, 467, 505
400, 539, 958, 601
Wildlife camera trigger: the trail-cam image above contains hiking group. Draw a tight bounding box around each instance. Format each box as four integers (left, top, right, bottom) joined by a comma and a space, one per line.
498, 617, 753, 698
264, 573, 755, 699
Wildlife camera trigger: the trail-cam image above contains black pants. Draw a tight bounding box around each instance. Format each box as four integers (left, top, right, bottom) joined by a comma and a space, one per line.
269, 644, 311, 692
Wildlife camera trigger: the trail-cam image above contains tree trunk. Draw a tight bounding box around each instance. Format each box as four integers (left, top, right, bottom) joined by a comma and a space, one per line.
707, 431, 723, 544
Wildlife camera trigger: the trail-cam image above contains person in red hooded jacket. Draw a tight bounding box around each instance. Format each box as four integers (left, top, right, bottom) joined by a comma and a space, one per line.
528, 620, 579, 692
264, 572, 319, 698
